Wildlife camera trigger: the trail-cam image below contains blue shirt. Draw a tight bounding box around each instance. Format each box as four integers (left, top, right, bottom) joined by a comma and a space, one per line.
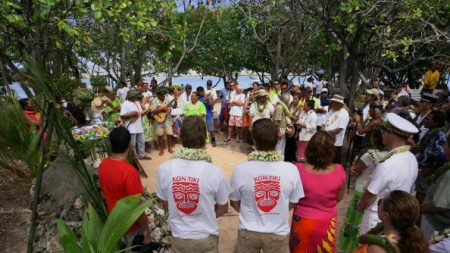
220, 88, 228, 108
199, 97, 213, 120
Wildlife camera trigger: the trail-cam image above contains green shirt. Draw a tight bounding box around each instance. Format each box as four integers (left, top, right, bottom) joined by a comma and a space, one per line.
183, 101, 206, 117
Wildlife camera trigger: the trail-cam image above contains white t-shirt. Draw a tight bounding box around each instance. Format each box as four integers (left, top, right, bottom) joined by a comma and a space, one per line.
142, 90, 152, 98
249, 102, 275, 123
205, 89, 218, 113
120, 100, 143, 134
315, 80, 324, 95
230, 161, 304, 235
356, 103, 370, 137
366, 149, 418, 213
316, 105, 328, 127
116, 87, 129, 102
323, 108, 350, 146
229, 93, 246, 116
156, 159, 230, 239
298, 110, 317, 141
356, 151, 389, 193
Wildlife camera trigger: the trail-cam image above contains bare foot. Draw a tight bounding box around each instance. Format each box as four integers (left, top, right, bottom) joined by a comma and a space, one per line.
159, 150, 164, 156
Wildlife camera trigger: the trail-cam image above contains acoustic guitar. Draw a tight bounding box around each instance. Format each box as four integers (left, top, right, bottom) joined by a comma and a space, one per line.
152, 97, 177, 123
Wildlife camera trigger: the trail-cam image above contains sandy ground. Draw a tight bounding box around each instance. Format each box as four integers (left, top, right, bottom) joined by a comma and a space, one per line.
139, 137, 351, 253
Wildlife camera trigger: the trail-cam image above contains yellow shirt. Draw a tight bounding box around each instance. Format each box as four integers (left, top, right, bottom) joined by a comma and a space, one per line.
298, 96, 319, 110
423, 70, 440, 90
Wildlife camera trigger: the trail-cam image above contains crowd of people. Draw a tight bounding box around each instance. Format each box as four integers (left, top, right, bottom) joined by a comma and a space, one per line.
18, 68, 450, 252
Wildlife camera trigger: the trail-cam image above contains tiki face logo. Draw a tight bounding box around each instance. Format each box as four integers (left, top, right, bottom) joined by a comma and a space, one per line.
172, 176, 200, 215
253, 175, 281, 213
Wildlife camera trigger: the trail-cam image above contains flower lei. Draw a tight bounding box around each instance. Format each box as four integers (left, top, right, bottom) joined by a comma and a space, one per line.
173, 147, 212, 163
430, 228, 450, 244
378, 145, 411, 163
248, 151, 284, 162
256, 101, 268, 113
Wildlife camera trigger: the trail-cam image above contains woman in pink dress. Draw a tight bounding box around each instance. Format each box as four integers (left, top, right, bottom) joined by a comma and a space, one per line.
290, 131, 346, 253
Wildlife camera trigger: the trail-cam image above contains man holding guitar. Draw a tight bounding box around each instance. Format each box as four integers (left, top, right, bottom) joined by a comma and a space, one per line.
151, 87, 175, 156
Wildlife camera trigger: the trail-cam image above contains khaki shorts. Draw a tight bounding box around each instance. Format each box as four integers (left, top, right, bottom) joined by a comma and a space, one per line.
169, 235, 218, 253
235, 229, 289, 253
155, 125, 173, 137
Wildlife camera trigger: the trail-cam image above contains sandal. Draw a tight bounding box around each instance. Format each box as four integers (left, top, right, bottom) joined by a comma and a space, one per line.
224, 138, 230, 143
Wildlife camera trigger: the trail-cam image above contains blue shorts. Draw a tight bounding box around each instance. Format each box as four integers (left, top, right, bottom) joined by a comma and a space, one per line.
206, 119, 214, 132
219, 107, 226, 121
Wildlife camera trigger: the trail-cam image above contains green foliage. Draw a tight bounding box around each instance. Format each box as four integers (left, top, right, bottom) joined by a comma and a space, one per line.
57, 194, 151, 253
0, 101, 41, 176
90, 75, 107, 89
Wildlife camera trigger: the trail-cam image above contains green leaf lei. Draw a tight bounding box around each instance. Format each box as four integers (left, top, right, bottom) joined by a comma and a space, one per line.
173, 147, 212, 163
358, 223, 400, 253
248, 151, 284, 162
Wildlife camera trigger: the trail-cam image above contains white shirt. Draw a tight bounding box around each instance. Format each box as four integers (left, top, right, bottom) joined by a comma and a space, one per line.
142, 90, 152, 98
316, 105, 328, 127
120, 100, 143, 134
156, 159, 231, 239
229, 93, 246, 116
116, 87, 129, 102
205, 88, 218, 113
171, 96, 186, 116
271, 93, 293, 106
315, 80, 324, 95
249, 102, 275, 123
304, 81, 314, 90
366, 149, 418, 213
230, 161, 304, 235
356, 151, 389, 193
298, 110, 317, 141
323, 108, 350, 146
356, 103, 370, 136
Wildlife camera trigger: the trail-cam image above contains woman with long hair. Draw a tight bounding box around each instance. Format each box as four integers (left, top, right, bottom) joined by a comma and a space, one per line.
354, 190, 429, 253
290, 131, 346, 252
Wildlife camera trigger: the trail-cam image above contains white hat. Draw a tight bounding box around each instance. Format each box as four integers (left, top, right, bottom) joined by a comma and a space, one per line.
366, 88, 380, 97
383, 112, 419, 138
330, 94, 345, 104
322, 88, 328, 93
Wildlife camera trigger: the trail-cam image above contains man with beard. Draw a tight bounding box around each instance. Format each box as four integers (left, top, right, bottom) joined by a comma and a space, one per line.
230, 119, 304, 253
156, 116, 230, 253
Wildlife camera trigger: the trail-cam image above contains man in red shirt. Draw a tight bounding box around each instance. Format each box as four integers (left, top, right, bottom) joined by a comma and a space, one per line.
98, 126, 151, 245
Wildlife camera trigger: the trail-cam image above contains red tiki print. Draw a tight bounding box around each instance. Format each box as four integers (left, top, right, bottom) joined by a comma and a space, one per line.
253, 175, 281, 213
172, 176, 200, 215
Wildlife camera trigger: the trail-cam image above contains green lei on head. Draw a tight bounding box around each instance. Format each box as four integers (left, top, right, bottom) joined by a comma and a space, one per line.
248, 151, 284, 162
173, 147, 212, 163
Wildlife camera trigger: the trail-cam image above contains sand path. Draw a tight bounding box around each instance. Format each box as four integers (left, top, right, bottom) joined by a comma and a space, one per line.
139, 138, 350, 252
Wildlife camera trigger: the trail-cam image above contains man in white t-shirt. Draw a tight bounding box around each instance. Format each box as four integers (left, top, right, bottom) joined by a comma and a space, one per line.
156, 116, 230, 253
323, 94, 350, 164
116, 81, 129, 102
227, 85, 246, 142
205, 80, 219, 131
356, 113, 419, 234
120, 89, 148, 159
230, 119, 304, 253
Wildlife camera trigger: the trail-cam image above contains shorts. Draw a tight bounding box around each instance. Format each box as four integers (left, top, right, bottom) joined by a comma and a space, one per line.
155, 125, 173, 137
219, 107, 226, 121
229, 116, 243, 127
206, 119, 215, 132
171, 235, 218, 253
212, 111, 219, 120
235, 229, 289, 253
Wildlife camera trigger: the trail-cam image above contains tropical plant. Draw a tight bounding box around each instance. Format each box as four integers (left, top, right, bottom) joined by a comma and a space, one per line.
57, 194, 151, 253
0, 101, 41, 176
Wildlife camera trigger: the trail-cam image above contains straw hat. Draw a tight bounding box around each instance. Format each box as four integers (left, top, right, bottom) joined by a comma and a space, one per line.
91, 96, 110, 113
255, 89, 269, 98
330, 94, 345, 104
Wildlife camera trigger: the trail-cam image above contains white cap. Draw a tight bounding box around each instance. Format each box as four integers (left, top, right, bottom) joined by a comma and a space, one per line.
322, 88, 328, 93
383, 112, 419, 137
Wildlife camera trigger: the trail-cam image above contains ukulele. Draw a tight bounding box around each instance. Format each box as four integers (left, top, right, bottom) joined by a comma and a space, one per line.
151, 97, 177, 123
